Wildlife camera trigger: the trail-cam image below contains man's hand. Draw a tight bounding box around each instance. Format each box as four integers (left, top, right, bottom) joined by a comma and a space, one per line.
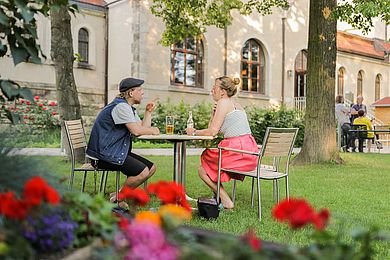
145, 97, 159, 113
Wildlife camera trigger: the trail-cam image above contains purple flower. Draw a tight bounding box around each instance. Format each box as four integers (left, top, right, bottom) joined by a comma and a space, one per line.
23, 208, 78, 253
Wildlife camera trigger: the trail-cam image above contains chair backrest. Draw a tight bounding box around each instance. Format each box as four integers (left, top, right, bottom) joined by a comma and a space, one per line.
259, 127, 299, 171
64, 119, 88, 160
352, 124, 367, 139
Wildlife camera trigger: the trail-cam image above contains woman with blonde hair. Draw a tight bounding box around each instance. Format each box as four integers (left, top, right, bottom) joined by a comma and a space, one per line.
186, 76, 259, 209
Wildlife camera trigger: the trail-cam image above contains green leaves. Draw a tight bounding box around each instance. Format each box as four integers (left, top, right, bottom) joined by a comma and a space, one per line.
334, 0, 390, 34
0, 0, 78, 65
0, 79, 34, 101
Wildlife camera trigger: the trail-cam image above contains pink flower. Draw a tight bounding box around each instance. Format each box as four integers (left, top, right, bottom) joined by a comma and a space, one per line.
34, 95, 40, 100
38, 103, 43, 107
42, 107, 47, 111
49, 101, 57, 106
26, 101, 31, 105
52, 111, 58, 115
19, 99, 25, 104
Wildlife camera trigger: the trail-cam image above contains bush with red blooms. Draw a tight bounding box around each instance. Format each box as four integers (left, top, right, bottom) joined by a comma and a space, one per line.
1, 97, 60, 129
272, 198, 330, 230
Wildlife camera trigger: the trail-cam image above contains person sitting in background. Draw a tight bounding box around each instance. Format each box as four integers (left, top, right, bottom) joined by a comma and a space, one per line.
353, 109, 374, 153
335, 95, 353, 152
186, 76, 259, 209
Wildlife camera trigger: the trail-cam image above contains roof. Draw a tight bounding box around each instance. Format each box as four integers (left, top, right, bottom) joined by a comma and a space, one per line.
75, 0, 106, 7
337, 31, 390, 60
372, 97, 390, 107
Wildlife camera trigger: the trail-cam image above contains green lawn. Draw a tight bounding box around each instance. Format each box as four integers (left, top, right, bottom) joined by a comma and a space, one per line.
41, 153, 390, 259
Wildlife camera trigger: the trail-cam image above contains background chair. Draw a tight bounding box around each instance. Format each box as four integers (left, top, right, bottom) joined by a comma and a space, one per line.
217, 127, 298, 221
374, 125, 390, 152
64, 120, 121, 203
351, 124, 373, 152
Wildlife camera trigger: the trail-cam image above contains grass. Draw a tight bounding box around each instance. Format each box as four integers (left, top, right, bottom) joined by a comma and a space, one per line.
39, 152, 390, 259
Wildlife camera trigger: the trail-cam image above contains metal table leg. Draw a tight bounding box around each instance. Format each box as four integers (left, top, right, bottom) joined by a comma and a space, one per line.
173, 141, 182, 183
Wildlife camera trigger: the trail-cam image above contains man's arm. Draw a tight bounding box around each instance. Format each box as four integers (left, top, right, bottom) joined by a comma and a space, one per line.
126, 122, 159, 136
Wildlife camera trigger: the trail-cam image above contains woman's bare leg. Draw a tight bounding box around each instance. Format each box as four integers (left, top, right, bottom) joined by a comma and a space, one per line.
198, 166, 234, 209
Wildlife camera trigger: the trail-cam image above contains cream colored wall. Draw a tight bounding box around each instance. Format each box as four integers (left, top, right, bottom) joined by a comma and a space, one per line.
337, 52, 389, 106
0, 8, 106, 111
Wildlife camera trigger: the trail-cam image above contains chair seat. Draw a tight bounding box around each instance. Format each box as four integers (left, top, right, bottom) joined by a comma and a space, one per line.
74, 163, 95, 171
221, 167, 287, 179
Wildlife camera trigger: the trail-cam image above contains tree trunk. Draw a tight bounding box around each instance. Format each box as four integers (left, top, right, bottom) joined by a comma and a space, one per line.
50, 3, 83, 162
294, 0, 341, 164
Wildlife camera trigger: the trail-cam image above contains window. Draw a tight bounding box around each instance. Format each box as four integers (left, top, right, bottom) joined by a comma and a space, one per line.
357, 70, 363, 96
78, 28, 89, 64
171, 37, 204, 87
294, 50, 307, 97
241, 39, 265, 94
337, 67, 345, 96
375, 74, 381, 101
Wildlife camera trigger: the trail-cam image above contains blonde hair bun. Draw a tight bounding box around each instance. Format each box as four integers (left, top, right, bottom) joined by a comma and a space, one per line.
232, 78, 240, 85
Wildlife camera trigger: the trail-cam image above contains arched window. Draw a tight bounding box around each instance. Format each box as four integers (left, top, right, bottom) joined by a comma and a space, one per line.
357, 70, 363, 96
294, 50, 307, 97
241, 39, 265, 94
78, 28, 89, 64
171, 37, 204, 88
375, 74, 381, 101
337, 67, 345, 96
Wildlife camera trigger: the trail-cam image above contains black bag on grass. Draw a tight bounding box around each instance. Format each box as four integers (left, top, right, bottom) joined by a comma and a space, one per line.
197, 197, 219, 219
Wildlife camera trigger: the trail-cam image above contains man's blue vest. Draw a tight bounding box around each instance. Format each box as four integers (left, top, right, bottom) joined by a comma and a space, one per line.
86, 98, 132, 165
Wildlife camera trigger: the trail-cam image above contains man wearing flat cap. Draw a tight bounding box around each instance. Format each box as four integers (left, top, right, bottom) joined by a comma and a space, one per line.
87, 77, 159, 206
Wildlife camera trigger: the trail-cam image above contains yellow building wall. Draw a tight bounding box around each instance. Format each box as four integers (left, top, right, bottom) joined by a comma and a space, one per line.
375, 107, 390, 125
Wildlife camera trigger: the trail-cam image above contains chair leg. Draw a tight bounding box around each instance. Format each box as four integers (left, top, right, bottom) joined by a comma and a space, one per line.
273, 180, 277, 201
276, 179, 280, 203
99, 171, 106, 193
285, 176, 289, 199
143, 179, 148, 189
232, 179, 237, 205
251, 178, 255, 208
69, 170, 75, 191
216, 149, 222, 205
93, 170, 97, 194
257, 177, 261, 221
115, 171, 120, 207
81, 171, 87, 192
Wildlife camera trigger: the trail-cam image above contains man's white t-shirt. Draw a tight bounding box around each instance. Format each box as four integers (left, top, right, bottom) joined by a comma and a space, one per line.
111, 103, 141, 124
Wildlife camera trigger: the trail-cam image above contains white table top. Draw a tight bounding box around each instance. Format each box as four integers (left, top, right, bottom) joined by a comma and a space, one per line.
138, 134, 215, 141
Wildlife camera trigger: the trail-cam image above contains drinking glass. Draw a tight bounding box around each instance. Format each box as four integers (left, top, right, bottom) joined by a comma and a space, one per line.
165, 116, 174, 135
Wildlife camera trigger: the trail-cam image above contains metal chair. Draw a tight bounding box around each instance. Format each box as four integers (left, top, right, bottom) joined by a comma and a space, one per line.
64, 119, 121, 204
216, 127, 298, 221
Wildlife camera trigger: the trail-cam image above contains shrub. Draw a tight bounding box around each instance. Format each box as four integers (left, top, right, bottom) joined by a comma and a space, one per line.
140, 100, 304, 147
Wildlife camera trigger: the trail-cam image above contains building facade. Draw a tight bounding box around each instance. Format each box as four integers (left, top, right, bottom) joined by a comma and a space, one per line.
1, 0, 389, 119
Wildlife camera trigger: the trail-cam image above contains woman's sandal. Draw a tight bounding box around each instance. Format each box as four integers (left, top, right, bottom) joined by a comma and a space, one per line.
110, 194, 129, 209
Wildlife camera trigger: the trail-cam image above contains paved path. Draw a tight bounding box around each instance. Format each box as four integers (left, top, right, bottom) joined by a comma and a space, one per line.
6, 146, 390, 157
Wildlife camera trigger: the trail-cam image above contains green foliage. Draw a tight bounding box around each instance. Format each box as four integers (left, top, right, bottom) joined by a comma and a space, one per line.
334, 0, 390, 34
64, 192, 117, 247
0, 0, 78, 65
246, 106, 305, 147
150, 0, 288, 46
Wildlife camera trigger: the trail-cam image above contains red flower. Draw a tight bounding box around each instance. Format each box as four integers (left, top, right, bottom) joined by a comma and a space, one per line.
312, 208, 330, 231
272, 198, 316, 229
49, 101, 57, 106
147, 181, 191, 211
117, 217, 131, 230
23, 176, 60, 207
34, 95, 40, 100
26, 101, 31, 105
38, 103, 43, 107
19, 99, 25, 104
23, 116, 28, 119
118, 187, 150, 206
0, 192, 29, 220
241, 229, 261, 251
52, 111, 58, 115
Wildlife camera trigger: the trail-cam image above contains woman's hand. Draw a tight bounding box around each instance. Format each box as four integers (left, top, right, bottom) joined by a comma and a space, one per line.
186, 127, 196, 136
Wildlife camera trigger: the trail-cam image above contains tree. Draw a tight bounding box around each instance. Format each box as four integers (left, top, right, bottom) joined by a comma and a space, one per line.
293, 1, 338, 164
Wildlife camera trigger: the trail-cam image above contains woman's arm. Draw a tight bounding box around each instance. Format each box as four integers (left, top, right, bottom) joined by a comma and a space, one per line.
187, 99, 229, 136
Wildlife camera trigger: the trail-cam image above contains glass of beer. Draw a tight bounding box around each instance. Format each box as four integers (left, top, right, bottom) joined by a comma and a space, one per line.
165, 116, 174, 135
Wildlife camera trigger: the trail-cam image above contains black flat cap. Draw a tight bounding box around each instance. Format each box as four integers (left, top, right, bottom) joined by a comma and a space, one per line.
119, 77, 144, 92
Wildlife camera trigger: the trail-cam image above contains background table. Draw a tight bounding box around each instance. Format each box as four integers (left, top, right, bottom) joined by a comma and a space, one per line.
138, 134, 214, 189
